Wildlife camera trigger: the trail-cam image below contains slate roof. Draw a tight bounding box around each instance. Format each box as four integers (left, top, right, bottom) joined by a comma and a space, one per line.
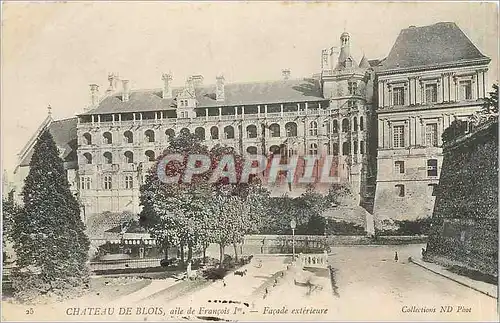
79, 78, 325, 116
379, 22, 489, 71
19, 117, 78, 167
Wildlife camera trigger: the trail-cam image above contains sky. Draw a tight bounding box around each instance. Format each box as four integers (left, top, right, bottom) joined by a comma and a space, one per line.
1, 1, 498, 174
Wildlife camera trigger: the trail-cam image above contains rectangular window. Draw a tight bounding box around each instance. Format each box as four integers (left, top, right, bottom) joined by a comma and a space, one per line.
425, 84, 437, 103
103, 176, 112, 190
393, 125, 405, 148
348, 81, 358, 95
395, 184, 405, 197
79, 177, 91, 190
360, 141, 365, 155
427, 159, 438, 177
393, 87, 405, 106
125, 175, 133, 189
425, 123, 438, 147
348, 100, 356, 109
394, 161, 405, 174
459, 80, 472, 100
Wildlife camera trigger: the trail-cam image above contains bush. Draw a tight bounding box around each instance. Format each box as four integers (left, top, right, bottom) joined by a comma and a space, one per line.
325, 219, 366, 235
378, 218, 431, 236
202, 267, 228, 280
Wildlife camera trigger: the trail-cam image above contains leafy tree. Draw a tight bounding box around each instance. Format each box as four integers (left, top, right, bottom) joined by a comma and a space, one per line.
2, 198, 20, 266
482, 83, 498, 114
442, 119, 468, 144
11, 130, 89, 302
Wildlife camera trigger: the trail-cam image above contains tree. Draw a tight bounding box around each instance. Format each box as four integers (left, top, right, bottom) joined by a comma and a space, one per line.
2, 198, 20, 266
139, 132, 213, 265
482, 83, 498, 114
11, 130, 90, 302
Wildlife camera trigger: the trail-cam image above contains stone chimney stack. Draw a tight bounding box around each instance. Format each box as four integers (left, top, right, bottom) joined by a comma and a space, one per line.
191, 74, 204, 87
106, 73, 120, 94
162, 72, 173, 99
186, 76, 195, 94
216, 75, 225, 102
88, 84, 100, 110
122, 80, 130, 102
282, 69, 291, 80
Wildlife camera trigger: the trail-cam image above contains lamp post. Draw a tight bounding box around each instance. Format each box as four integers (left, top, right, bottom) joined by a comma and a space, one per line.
290, 219, 296, 261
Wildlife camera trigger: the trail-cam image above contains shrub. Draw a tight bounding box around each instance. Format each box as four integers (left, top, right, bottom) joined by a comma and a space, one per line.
202, 267, 228, 280
325, 219, 365, 235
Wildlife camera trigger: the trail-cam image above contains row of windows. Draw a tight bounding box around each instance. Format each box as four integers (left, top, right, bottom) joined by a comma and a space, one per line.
82, 150, 156, 164
392, 123, 438, 148
79, 175, 135, 190
395, 183, 437, 197
259, 141, 366, 157
394, 159, 438, 177
82, 118, 366, 145
391, 80, 472, 106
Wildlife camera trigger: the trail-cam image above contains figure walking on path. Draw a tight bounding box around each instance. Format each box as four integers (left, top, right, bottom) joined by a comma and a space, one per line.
394, 251, 399, 262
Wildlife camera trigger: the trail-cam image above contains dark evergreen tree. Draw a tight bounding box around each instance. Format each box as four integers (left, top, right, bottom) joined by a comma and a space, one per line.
11, 130, 90, 302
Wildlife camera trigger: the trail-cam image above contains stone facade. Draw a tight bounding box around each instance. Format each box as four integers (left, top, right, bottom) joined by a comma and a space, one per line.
12, 22, 492, 231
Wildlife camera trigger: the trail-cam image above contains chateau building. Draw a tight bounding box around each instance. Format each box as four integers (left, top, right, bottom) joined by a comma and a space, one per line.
12, 22, 491, 231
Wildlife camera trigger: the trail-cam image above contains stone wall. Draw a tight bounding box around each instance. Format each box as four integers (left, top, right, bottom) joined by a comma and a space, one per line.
426, 121, 498, 277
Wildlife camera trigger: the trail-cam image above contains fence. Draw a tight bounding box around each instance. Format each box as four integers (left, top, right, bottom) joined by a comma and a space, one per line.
89, 257, 162, 274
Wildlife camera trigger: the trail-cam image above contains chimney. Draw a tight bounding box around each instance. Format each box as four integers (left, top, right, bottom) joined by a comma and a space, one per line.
186, 76, 195, 95
122, 80, 130, 102
282, 69, 291, 80
162, 72, 173, 99
89, 84, 100, 110
216, 75, 225, 101
191, 74, 204, 87
106, 72, 120, 94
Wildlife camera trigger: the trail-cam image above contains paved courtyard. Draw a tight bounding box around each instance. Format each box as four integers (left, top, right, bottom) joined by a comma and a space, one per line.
2, 244, 498, 321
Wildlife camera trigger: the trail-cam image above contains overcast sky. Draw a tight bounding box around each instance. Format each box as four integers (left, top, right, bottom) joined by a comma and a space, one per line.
2, 1, 498, 174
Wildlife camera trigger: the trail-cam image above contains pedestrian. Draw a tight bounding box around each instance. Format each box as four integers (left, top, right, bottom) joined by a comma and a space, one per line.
394, 251, 399, 262
223, 279, 226, 287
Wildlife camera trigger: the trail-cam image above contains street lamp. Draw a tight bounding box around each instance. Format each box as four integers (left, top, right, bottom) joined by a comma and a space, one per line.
290, 219, 296, 261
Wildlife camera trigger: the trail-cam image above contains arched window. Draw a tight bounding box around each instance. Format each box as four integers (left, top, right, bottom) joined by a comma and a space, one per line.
145, 150, 156, 162
210, 126, 219, 139
325, 120, 331, 134
103, 152, 113, 164
342, 142, 350, 155
309, 143, 318, 155
83, 152, 92, 164
195, 127, 205, 140
269, 145, 281, 155
145, 130, 155, 143
269, 123, 280, 137
285, 122, 297, 137
360, 116, 364, 131
180, 128, 190, 135
83, 133, 92, 145
353, 141, 358, 154
247, 125, 257, 138
332, 143, 339, 156
165, 129, 175, 139
309, 121, 318, 136
124, 151, 134, 163
224, 126, 235, 139
103, 132, 112, 144
360, 141, 365, 154
342, 118, 350, 132
124, 131, 133, 143
246, 146, 258, 154
353, 117, 358, 132
332, 120, 338, 133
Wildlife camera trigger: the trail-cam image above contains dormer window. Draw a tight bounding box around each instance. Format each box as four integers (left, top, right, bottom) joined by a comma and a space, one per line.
345, 58, 353, 68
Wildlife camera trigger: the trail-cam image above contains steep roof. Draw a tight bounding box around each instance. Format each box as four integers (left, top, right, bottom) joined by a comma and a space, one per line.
359, 55, 371, 69
18, 117, 78, 167
79, 78, 325, 116
379, 22, 489, 71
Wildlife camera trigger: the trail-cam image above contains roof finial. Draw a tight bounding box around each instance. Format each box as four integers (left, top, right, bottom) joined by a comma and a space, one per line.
343, 20, 346, 32
47, 104, 52, 116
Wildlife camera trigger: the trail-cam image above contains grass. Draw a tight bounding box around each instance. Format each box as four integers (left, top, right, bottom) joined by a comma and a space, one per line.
447, 265, 498, 285
84, 277, 152, 302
